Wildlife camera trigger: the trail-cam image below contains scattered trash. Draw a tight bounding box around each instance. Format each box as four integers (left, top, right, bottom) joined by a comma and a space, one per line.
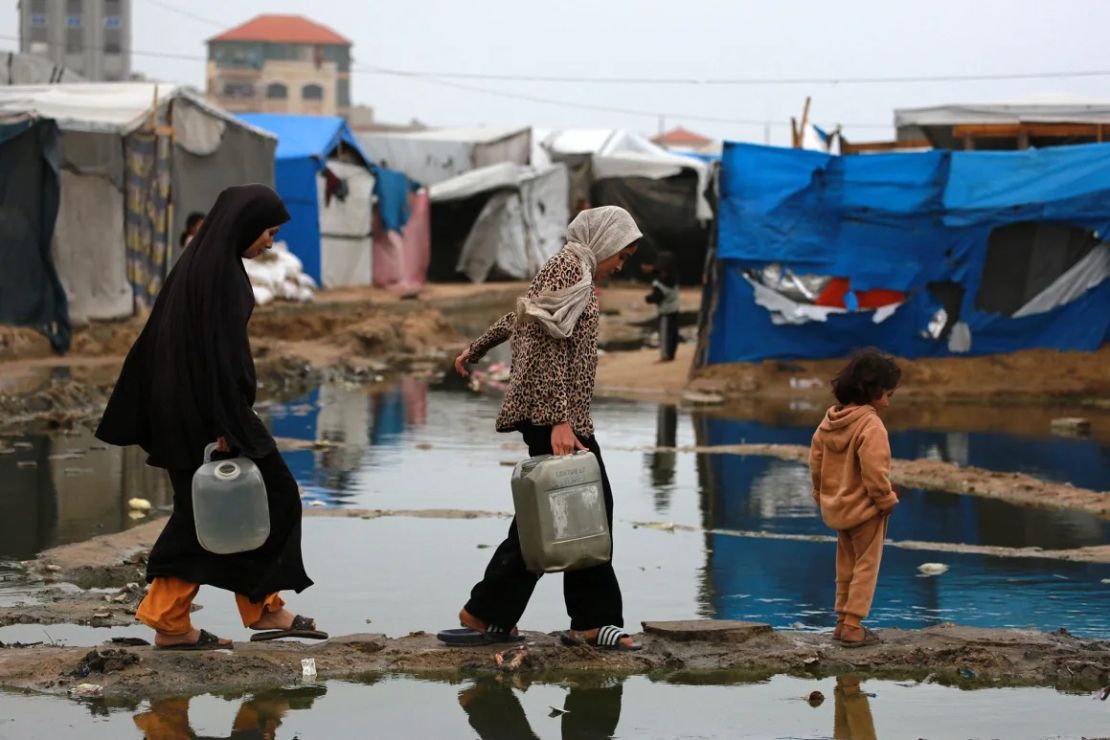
917, 563, 949, 576
301, 658, 317, 679
923, 673, 938, 684
72, 648, 138, 676
91, 611, 110, 620
631, 521, 690, 533
803, 656, 819, 667
788, 377, 822, 391
44, 564, 61, 573
548, 706, 570, 718
69, 683, 103, 699
127, 498, 152, 512
494, 646, 530, 673
957, 668, 976, 680
806, 690, 825, 707
1049, 417, 1091, 438
104, 583, 143, 604
1098, 685, 1109, 701
308, 500, 327, 508
127, 511, 147, 520
681, 391, 725, 407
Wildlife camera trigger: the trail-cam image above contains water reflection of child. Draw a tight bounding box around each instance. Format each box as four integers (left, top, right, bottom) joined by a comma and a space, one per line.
644, 252, 680, 363
809, 350, 901, 647
833, 675, 878, 740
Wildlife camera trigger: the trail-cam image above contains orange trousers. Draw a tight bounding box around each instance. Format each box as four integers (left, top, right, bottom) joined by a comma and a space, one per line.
135, 576, 283, 635
834, 514, 888, 625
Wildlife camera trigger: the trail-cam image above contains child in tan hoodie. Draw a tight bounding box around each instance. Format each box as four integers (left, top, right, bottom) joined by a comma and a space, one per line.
810, 349, 901, 647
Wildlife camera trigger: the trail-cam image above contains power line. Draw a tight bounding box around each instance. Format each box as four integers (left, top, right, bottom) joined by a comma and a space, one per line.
4, 34, 886, 130
356, 63, 1110, 87
143, 0, 225, 29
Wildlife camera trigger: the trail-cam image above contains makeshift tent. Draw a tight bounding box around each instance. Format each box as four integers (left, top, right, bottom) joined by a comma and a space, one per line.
0, 117, 69, 351
357, 127, 531, 187
894, 100, 1110, 150
536, 128, 712, 284
0, 83, 275, 323
698, 141, 1110, 364
428, 162, 569, 283
239, 114, 377, 288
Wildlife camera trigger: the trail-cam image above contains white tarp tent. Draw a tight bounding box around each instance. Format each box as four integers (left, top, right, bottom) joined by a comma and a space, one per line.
429, 162, 569, 283
535, 127, 712, 220
358, 127, 531, 187
0, 83, 275, 322
318, 159, 376, 289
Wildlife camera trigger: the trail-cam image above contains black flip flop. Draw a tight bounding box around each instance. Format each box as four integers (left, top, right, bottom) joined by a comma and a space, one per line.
157, 629, 233, 651
437, 626, 524, 647
560, 626, 642, 652
250, 614, 329, 642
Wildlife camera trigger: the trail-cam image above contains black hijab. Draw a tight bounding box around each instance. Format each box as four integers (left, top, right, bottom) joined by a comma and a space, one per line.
97, 184, 290, 470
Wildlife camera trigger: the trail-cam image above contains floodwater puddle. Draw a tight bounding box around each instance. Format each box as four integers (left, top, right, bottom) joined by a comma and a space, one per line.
1, 381, 1108, 643
0, 673, 1106, 739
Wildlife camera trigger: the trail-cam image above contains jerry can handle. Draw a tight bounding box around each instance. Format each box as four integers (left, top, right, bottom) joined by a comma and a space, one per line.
203, 442, 220, 464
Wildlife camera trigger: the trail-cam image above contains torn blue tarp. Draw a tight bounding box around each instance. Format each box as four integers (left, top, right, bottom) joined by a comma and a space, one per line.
706, 142, 1110, 362
0, 118, 70, 352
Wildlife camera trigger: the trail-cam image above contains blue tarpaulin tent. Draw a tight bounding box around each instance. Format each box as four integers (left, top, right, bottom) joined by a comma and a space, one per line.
702, 142, 1110, 363
239, 114, 412, 287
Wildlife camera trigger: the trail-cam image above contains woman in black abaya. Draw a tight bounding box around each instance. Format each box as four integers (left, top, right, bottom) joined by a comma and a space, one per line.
97, 184, 323, 649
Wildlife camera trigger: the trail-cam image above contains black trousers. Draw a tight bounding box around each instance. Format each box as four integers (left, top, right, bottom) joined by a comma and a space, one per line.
659, 313, 679, 360
464, 424, 624, 631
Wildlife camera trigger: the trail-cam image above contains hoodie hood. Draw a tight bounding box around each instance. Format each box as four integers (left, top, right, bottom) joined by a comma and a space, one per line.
817, 404, 877, 452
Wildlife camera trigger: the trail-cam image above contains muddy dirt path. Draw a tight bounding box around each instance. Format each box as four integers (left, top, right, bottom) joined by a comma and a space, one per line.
0, 622, 1106, 700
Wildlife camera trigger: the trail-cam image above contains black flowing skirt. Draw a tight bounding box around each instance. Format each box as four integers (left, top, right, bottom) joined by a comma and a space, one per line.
146, 450, 312, 602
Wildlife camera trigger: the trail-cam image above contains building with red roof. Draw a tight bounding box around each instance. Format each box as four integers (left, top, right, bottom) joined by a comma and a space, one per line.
651, 126, 715, 152
206, 14, 351, 117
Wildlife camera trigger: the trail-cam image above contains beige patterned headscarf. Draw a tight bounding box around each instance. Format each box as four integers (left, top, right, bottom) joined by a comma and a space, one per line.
517, 206, 642, 338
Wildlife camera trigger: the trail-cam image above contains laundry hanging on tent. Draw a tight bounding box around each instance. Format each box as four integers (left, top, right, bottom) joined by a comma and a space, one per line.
372, 165, 413, 234
123, 130, 172, 310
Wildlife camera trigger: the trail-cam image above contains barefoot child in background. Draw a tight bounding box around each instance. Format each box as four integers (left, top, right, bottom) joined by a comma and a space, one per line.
809, 350, 901, 647
644, 252, 680, 363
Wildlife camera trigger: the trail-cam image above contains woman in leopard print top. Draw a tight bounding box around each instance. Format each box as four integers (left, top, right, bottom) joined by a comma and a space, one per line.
446, 206, 643, 652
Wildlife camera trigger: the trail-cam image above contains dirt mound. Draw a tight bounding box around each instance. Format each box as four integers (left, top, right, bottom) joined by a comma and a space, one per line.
695, 345, 1110, 404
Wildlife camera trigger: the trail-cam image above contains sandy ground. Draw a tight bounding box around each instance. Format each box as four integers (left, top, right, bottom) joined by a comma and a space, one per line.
692, 345, 1110, 407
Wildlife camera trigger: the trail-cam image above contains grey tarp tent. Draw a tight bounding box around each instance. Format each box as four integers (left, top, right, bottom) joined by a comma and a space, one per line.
0, 83, 275, 323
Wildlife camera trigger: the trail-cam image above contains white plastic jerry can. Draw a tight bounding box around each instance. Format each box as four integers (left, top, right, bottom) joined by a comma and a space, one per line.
511, 451, 612, 573
191, 442, 270, 555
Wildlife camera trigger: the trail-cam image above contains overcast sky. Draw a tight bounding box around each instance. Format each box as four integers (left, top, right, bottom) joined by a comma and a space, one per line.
3, 0, 1109, 145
